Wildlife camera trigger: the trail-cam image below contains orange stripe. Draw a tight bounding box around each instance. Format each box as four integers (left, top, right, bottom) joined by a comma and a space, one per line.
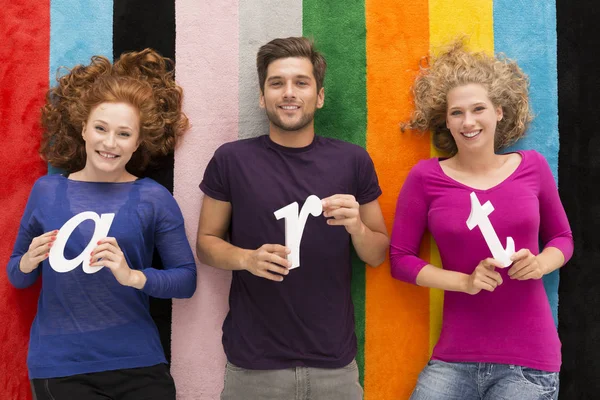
365, 0, 431, 398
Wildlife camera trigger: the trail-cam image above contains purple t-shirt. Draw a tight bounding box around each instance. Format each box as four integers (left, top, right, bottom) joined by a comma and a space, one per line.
200, 135, 381, 369
390, 150, 573, 372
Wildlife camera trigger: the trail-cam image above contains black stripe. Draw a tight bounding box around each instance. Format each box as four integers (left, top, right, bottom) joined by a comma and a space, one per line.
557, 1, 600, 398
113, 0, 176, 364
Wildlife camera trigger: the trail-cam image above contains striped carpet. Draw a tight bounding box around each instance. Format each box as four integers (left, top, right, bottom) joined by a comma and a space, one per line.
0, 1, 595, 399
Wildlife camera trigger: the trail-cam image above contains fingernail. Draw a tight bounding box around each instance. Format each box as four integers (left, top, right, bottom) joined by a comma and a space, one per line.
51, 236, 56, 241
45, 253, 49, 257
48, 243, 53, 248
285, 249, 291, 254
90, 252, 93, 256
97, 241, 102, 245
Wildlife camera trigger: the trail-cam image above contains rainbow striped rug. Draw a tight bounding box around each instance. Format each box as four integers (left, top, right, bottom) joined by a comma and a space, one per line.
1, 0, 593, 399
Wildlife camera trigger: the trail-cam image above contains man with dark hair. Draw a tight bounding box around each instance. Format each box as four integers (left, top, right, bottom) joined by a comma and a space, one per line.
196, 36, 388, 399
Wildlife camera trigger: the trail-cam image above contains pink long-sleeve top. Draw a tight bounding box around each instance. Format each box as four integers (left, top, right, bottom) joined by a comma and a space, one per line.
390, 150, 573, 372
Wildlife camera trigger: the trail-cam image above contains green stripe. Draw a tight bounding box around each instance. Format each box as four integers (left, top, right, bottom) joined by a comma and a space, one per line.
303, 0, 367, 386
351, 251, 366, 387
303, 1, 367, 147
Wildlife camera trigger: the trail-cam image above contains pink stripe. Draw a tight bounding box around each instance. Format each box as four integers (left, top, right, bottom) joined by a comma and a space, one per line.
172, 1, 239, 398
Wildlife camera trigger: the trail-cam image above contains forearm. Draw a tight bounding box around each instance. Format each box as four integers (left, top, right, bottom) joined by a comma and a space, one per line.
351, 224, 389, 267
141, 264, 197, 299
197, 234, 249, 271
415, 264, 470, 293
538, 246, 566, 275
7, 255, 40, 289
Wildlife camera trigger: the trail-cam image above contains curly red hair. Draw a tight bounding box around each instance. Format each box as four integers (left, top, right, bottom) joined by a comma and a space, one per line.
40, 49, 189, 174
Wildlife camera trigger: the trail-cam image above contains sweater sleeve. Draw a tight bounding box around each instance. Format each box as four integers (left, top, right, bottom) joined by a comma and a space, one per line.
7, 181, 43, 289
141, 190, 197, 299
389, 163, 430, 284
535, 152, 574, 264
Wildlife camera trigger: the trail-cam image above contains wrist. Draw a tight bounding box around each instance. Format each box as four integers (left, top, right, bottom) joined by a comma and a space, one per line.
351, 221, 367, 237
532, 254, 546, 275
537, 256, 550, 276
458, 273, 470, 294
129, 270, 147, 289
238, 249, 251, 271
19, 256, 35, 274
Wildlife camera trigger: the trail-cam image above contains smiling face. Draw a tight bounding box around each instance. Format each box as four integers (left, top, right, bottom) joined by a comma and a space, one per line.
81, 102, 140, 181
259, 57, 324, 135
446, 83, 503, 155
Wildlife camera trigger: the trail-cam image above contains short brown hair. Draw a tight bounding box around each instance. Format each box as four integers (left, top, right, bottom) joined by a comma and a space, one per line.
40, 48, 189, 174
256, 37, 327, 93
402, 40, 533, 155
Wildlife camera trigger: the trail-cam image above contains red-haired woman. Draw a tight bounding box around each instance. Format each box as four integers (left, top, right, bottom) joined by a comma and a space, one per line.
7, 49, 196, 400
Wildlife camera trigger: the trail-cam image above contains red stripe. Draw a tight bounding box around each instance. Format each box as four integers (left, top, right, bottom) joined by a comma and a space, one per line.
0, 1, 49, 398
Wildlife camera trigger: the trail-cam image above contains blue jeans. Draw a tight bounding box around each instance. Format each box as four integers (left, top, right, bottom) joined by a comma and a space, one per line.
410, 360, 559, 400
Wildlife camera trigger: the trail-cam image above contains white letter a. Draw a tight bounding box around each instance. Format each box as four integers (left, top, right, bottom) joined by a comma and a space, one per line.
49, 211, 115, 274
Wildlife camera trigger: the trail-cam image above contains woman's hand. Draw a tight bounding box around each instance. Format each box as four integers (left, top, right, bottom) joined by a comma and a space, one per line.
90, 237, 146, 289
508, 249, 547, 280
464, 258, 504, 295
20, 230, 58, 273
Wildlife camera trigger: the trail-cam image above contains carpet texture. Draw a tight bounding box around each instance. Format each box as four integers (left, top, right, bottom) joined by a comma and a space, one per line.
0, 1, 594, 399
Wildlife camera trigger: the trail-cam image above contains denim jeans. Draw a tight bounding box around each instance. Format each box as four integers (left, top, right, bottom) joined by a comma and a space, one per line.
410, 360, 559, 400
220, 359, 363, 400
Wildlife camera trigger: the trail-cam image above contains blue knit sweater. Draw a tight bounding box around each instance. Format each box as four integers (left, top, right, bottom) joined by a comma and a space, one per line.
7, 175, 197, 379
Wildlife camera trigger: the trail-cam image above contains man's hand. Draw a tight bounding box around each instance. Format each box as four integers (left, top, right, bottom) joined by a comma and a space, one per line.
241, 244, 291, 282
321, 194, 365, 236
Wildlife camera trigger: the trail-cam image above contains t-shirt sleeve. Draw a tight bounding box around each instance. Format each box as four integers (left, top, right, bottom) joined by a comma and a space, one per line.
535, 151, 574, 264
199, 145, 231, 202
7, 180, 44, 289
389, 162, 430, 283
355, 149, 382, 204
141, 188, 197, 299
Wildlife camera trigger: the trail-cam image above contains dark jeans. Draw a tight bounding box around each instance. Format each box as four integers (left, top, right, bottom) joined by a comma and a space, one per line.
31, 363, 175, 400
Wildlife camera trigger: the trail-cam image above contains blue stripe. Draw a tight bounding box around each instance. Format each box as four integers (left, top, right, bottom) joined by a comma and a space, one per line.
494, 0, 560, 325
48, 0, 114, 175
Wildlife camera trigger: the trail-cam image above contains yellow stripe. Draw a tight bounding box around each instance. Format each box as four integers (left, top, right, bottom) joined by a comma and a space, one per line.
429, 0, 494, 51
427, 0, 495, 354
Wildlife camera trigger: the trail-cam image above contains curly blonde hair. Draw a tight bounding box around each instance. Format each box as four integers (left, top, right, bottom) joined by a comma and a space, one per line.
40, 48, 189, 174
402, 41, 533, 155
